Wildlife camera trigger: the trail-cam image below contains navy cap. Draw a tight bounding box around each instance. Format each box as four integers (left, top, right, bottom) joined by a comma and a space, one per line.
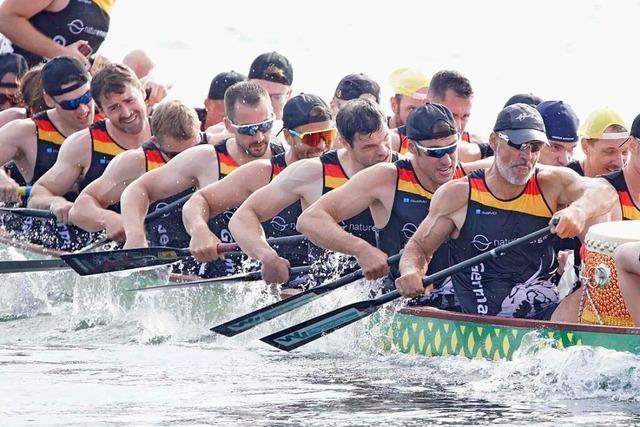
537, 100, 579, 142
283, 93, 332, 130
249, 52, 293, 86
208, 71, 246, 100
406, 103, 457, 141
334, 73, 380, 103
42, 56, 90, 96
504, 93, 543, 108
494, 103, 548, 145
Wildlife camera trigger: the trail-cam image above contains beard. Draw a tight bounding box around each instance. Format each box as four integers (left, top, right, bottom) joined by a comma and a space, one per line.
495, 155, 535, 186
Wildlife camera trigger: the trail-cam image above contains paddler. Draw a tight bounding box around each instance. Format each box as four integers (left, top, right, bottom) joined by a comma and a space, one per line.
228, 98, 396, 284
394, 103, 617, 321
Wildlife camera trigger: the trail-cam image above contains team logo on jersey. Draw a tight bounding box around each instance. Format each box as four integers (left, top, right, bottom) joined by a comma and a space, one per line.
471, 234, 491, 251
401, 223, 417, 240
270, 216, 290, 232
68, 19, 85, 35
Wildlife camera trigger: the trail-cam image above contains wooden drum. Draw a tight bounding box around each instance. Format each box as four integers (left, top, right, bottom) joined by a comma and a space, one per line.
579, 220, 639, 326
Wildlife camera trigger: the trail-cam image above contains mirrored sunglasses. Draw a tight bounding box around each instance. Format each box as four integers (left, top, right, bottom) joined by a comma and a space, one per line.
288, 128, 337, 147
414, 141, 458, 158
230, 118, 274, 136
56, 90, 93, 111
497, 133, 544, 153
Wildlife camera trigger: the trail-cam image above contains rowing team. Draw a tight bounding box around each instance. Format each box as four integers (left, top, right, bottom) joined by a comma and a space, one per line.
0, 53, 638, 326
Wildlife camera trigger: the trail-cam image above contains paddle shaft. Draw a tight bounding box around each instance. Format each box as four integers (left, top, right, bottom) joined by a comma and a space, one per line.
210, 252, 402, 337
260, 224, 555, 351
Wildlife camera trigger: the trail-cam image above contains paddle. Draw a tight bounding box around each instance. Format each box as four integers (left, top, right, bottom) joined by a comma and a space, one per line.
260, 223, 556, 351
127, 265, 312, 292
210, 253, 401, 337
0, 207, 56, 220
61, 234, 307, 276
0, 193, 194, 274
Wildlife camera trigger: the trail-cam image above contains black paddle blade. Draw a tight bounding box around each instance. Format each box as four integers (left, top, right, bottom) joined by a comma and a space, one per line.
259, 298, 381, 351
211, 268, 364, 337
0, 258, 68, 274
60, 247, 190, 276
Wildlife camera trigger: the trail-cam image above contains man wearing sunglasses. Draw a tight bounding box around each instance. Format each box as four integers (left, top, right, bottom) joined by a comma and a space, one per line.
229, 98, 395, 285
29, 63, 150, 226
395, 103, 617, 321
121, 81, 282, 257
68, 100, 204, 243
183, 93, 334, 272
297, 104, 471, 291
0, 56, 93, 203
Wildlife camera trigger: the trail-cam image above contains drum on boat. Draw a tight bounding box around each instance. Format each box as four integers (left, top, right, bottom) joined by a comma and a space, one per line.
579, 220, 638, 327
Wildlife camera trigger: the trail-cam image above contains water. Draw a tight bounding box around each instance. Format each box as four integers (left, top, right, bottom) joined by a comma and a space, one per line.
4, 0, 640, 424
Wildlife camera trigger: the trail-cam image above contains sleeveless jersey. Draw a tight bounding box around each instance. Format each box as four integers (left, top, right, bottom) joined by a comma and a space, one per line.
78, 120, 127, 193
566, 160, 584, 176
449, 169, 559, 318
602, 170, 640, 220
12, 0, 112, 67
32, 111, 66, 184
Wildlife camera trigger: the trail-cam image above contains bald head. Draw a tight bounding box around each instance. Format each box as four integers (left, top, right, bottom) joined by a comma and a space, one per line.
122, 50, 155, 79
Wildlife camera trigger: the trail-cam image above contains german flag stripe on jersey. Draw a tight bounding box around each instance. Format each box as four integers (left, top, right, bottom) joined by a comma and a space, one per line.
145, 148, 166, 171
92, 128, 126, 157
272, 163, 285, 177
218, 151, 238, 177
469, 175, 552, 218
618, 191, 640, 220
34, 117, 65, 146
324, 163, 348, 189
397, 167, 432, 199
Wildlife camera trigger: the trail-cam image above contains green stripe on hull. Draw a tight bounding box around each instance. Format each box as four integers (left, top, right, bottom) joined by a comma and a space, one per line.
387, 312, 640, 361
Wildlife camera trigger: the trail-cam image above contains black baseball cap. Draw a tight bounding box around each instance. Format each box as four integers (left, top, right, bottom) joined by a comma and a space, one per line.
631, 113, 640, 139
406, 103, 457, 141
536, 100, 579, 142
42, 56, 90, 96
248, 52, 293, 86
208, 71, 246, 100
504, 93, 543, 108
494, 103, 548, 145
0, 53, 28, 85
334, 73, 380, 103
283, 93, 332, 130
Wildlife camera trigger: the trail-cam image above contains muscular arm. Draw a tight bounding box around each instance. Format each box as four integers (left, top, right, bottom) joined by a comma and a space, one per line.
183, 159, 272, 238
397, 180, 468, 296
0, 119, 32, 199
298, 163, 394, 255
28, 129, 90, 215
121, 145, 219, 248
229, 159, 322, 263
69, 150, 145, 233
543, 167, 618, 239
0, 0, 75, 60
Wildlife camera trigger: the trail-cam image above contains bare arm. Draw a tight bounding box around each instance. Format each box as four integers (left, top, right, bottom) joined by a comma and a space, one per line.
0, 119, 31, 201
228, 159, 322, 283
28, 129, 90, 222
0, 0, 90, 65
396, 179, 468, 297
297, 163, 395, 279
121, 145, 219, 248
69, 150, 145, 239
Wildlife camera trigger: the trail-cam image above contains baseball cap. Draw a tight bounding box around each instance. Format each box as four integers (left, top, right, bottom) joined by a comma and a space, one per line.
41, 56, 90, 96
208, 71, 246, 100
580, 107, 629, 140
0, 53, 28, 84
334, 73, 380, 103
282, 93, 332, 130
248, 52, 293, 86
406, 103, 457, 141
536, 100, 579, 142
631, 114, 640, 138
493, 103, 548, 145
504, 93, 543, 108
389, 68, 430, 100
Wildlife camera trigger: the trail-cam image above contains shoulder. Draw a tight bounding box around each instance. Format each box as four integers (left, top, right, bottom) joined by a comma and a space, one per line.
352, 161, 398, 184
430, 177, 470, 214
228, 158, 272, 179
273, 157, 323, 182
0, 115, 36, 136
536, 164, 581, 183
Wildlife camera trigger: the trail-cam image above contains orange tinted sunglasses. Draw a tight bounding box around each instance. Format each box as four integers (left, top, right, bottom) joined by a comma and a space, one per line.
288, 128, 337, 147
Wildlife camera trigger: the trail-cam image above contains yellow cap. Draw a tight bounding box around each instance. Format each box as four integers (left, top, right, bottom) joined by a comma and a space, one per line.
389, 68, 430, 100
580, 107, 629, 140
